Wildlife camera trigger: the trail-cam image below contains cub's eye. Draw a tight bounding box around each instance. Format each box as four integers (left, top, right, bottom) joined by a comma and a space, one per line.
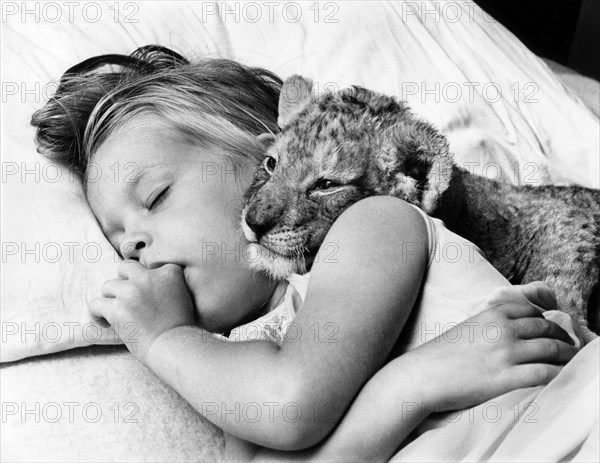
314, 179, 339, 190
263, 156, 277, 174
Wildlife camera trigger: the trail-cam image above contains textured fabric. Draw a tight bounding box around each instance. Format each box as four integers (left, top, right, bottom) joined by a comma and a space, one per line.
0, 345, 224, 462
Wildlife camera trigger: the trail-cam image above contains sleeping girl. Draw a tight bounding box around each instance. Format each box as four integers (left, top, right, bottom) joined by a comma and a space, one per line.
31, 46, 582, 461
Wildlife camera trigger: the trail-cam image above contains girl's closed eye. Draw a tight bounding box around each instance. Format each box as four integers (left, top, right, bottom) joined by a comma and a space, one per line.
147, 186, 171, 210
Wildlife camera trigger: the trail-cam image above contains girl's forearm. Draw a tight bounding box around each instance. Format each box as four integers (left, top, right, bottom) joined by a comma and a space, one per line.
231, 353, 432, 462
145, 325, 326, 450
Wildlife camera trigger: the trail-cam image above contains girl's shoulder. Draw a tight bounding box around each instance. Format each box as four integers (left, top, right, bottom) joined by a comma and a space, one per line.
337, 196, 488, 271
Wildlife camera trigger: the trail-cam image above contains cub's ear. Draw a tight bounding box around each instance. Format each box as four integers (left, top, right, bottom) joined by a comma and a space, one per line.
278, 75, 314, 129
385, 114, 454, 213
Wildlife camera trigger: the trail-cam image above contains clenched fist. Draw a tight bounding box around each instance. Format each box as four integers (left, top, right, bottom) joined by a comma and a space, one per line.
89, 260, 195, 361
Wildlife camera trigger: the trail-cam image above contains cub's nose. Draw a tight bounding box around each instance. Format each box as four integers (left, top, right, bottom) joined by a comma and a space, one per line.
244, 214, 272, 241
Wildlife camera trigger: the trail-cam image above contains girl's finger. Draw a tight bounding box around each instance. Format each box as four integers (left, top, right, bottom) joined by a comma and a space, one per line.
507, 363, 563, 389
117, 259, 146, 279
515, 338, 579, 365
88, 297, 116, 328
101, 278, 129, 298
514, 281, 558, 312
493, 291, 545, 319
513, 317, 575, 345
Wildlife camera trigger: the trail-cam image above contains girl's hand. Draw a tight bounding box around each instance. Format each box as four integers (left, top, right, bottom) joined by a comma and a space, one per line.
89, 260, 195, 361
413, 282, 579, 412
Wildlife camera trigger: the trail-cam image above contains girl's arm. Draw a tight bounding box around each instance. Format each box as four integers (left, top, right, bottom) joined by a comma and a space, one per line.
223, 348, 432, 462
95, 196, 429, 450
224, 283, 579, 462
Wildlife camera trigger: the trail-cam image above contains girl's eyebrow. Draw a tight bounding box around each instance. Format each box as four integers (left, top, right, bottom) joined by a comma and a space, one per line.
125, 163, 166, 191
126, 165, 150, 190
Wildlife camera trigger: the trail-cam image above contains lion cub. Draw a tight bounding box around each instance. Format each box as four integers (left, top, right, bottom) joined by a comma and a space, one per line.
242, 75, 600, 333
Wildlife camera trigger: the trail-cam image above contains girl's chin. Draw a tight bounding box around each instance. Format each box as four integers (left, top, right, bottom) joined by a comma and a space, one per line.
196, 315, 238, 335
181, 271, 209, 329
190, 297, 242, 333
196, 302, 266, 335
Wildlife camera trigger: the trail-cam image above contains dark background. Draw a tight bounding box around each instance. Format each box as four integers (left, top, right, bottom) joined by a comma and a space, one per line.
475, 0, 600, 80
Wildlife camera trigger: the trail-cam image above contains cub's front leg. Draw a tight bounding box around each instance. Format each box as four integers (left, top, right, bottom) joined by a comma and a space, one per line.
521, 252, 599, 331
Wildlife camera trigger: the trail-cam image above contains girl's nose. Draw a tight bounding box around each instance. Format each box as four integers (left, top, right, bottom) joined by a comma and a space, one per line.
121, 240, 146, 261
119, 234, 167, 269
119, 226, 152, 262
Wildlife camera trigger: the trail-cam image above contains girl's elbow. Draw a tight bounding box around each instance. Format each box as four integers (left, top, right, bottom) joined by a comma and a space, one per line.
237, 412, 320, 452
275, 388, 341, 450
272, 418, 329, 452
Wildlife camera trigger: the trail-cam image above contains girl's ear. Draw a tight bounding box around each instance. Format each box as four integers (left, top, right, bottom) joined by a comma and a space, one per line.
256, 132, 276, 148
277, 75, 314, 129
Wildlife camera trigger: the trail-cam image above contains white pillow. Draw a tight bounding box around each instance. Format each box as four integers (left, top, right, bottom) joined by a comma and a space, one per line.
2, 1, 598, 362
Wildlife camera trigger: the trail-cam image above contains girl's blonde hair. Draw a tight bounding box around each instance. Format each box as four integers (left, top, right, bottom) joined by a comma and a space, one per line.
31, 46, 282, 183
